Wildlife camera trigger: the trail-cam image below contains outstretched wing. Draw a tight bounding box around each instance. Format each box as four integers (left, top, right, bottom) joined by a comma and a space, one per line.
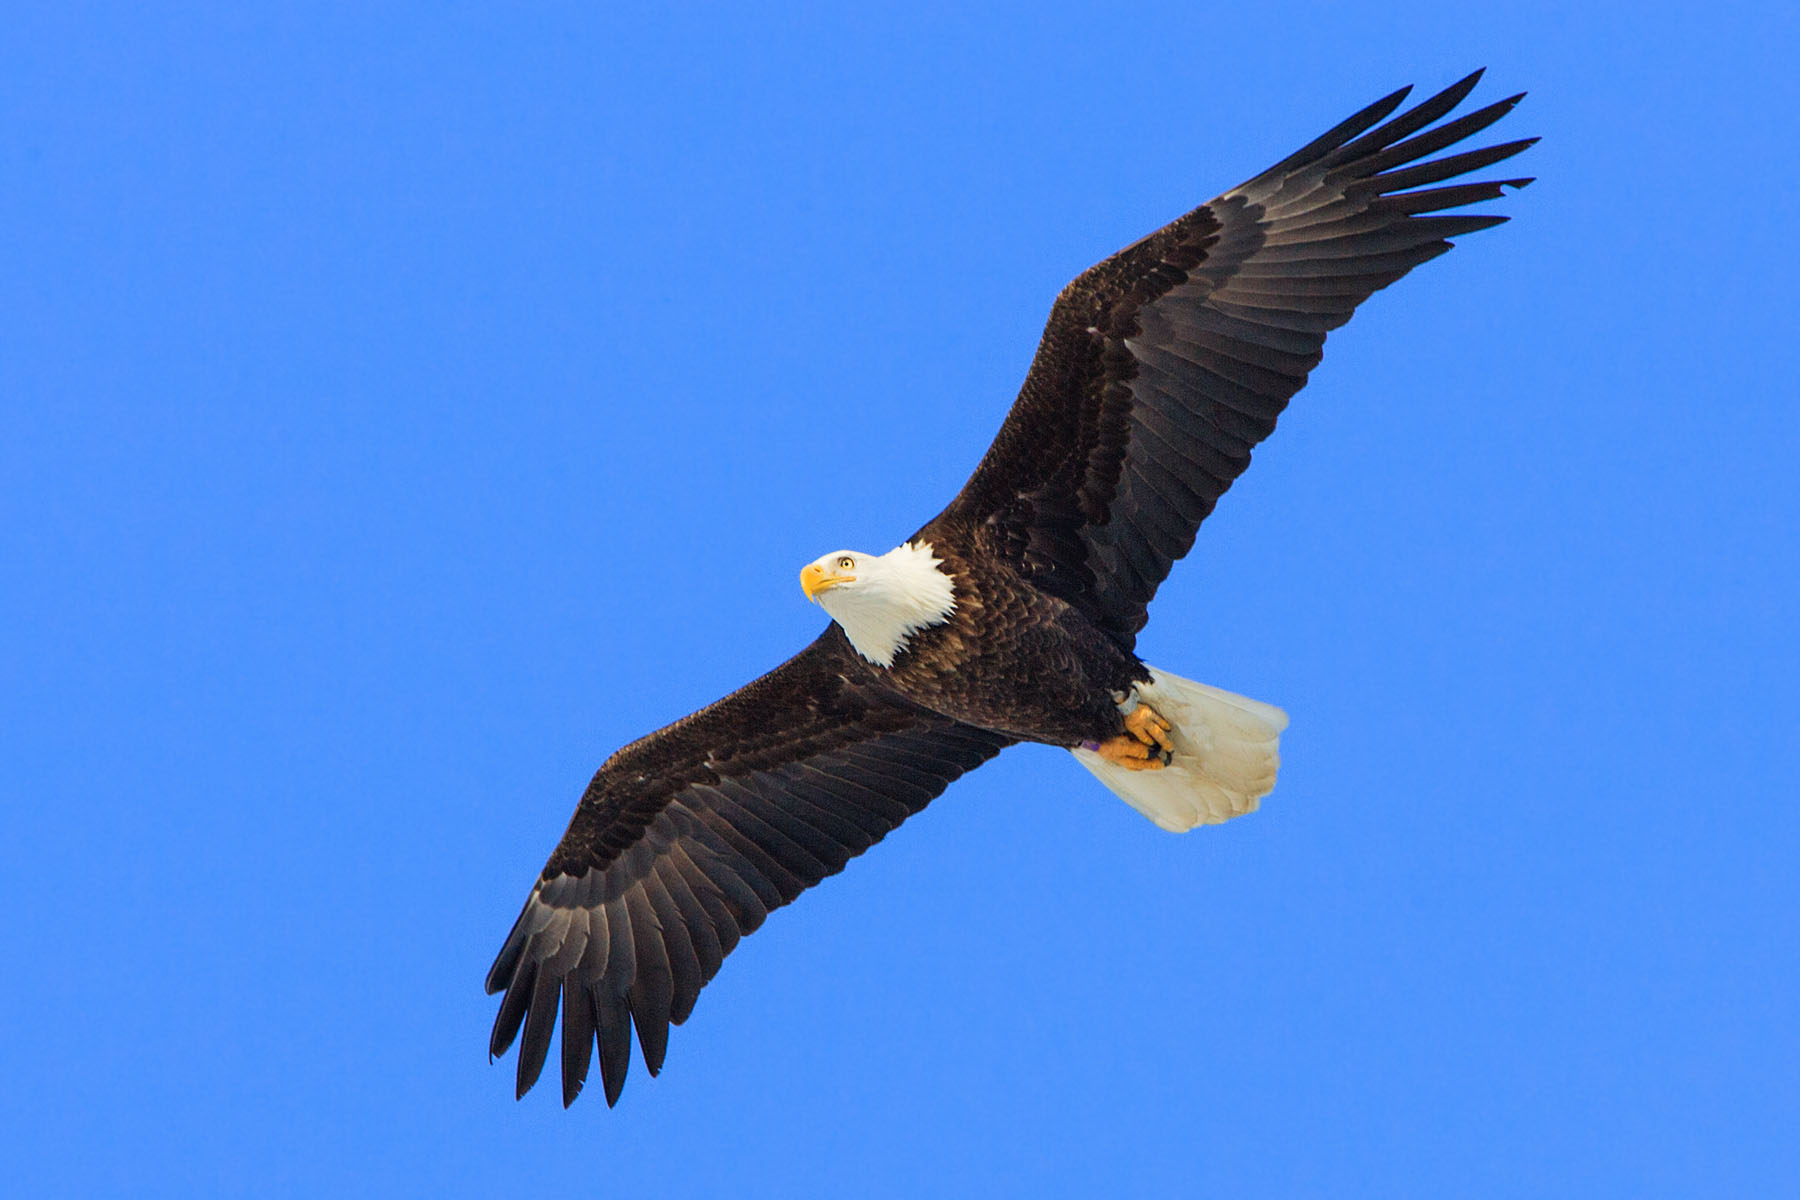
485, 628, 1013, 1107
934, 70, 1534, 644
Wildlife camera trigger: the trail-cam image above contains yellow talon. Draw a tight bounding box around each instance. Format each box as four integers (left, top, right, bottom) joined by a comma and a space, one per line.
1094, 732, 1167, 771
1123, 704, 1174, 754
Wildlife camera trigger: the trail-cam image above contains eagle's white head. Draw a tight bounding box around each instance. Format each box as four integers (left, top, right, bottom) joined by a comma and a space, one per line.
799, 540, 957, 668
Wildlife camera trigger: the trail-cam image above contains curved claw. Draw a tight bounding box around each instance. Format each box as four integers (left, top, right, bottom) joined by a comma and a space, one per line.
1123, 704, 1174, 754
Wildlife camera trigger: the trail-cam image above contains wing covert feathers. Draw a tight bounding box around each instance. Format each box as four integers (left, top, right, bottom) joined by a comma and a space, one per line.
486, 630, 1012, 1106
935, 70, 1533, 644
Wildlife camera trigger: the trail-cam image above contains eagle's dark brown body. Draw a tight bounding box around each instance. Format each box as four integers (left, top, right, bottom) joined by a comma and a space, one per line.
889, 519, 1150, 745
487, 72, 1534, 1109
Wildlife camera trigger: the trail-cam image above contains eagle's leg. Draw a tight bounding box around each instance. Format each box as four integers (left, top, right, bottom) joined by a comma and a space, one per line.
1092, 704, 1174, 771
1123, 703, 1173, 756
1093, 734, 1161, 770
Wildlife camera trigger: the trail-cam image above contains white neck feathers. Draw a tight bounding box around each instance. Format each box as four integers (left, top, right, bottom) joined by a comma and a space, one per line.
820, 541, 957, 668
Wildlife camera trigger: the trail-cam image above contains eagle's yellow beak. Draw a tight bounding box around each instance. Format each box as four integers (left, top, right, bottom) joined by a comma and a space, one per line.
800, 563, 854, 601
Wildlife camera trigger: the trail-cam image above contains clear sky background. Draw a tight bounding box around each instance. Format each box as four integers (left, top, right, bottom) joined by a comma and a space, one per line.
5, 2, 1796, 1196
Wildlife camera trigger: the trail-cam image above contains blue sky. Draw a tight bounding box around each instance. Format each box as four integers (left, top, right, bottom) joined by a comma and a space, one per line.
4, 2, 1797, 1196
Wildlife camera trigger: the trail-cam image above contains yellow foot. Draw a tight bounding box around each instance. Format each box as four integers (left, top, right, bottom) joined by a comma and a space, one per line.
1123, 702, 1173, 756
1094, 729, 1170, 772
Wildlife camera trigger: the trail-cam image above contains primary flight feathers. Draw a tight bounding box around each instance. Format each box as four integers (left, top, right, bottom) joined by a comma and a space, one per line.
488, 70, 1533, 1107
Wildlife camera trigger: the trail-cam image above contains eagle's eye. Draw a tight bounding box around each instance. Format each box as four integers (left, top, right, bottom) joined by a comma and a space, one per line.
838, 556, 855, 570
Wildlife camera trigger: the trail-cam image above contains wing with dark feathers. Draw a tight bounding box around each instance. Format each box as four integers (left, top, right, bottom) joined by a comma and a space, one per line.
934, 70, 1534, 644
485, 628, 1013, 1107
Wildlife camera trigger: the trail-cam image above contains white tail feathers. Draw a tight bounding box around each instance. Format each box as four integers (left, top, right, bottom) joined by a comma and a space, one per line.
1070, 666, 1288, 833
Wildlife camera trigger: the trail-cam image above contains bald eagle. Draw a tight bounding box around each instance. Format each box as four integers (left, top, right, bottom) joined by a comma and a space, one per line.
488, 71, 1533, 1107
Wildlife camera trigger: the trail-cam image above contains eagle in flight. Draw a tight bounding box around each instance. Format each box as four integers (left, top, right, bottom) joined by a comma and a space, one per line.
487, 71, 1533, 1107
